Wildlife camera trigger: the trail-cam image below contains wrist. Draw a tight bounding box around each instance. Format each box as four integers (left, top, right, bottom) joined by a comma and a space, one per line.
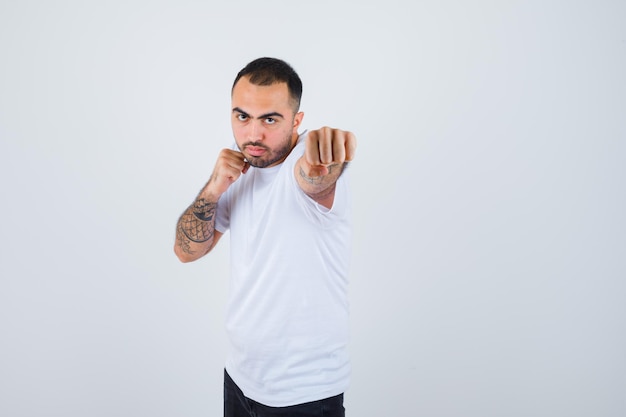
198, 182, 222, 203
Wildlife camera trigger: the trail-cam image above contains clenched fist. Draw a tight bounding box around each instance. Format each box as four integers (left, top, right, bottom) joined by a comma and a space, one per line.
205, 149, 250, 199
303, 127, 357, 177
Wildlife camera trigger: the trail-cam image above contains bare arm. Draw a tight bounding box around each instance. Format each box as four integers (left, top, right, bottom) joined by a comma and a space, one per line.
295, 127, 357, 208
174, 148, 249, 263
174, 196, 223, 263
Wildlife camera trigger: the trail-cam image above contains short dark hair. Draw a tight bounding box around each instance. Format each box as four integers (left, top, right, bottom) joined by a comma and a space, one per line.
232, 57, 303, 111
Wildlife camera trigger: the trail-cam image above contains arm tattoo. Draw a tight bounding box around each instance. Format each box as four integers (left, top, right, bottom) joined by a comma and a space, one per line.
192, 198, 216, 221
298, 163, 343, 184
176, 222, 194, 254
298, 166, 324, 185
298, 163, 344, 200
299, 167, 337, 201
176, 198, 217, 254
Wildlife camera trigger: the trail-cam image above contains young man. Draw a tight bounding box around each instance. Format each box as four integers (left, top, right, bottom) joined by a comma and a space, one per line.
174, 57, 356, 416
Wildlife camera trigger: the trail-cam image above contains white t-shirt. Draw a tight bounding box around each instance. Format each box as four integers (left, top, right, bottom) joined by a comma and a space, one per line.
215, 131, 352, 407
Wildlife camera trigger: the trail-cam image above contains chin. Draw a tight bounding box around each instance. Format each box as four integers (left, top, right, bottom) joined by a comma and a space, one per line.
247, 156, 271, 169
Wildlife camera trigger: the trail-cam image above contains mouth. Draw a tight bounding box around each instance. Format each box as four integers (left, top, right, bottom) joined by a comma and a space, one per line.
245, 145, 267, 157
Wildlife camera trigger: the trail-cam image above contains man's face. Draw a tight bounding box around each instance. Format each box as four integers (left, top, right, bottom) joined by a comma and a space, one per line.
231, 76, 303, 168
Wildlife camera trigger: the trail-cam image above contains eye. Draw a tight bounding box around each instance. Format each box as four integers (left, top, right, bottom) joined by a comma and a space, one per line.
237, 113, 248, 121
264, 117, 276, 124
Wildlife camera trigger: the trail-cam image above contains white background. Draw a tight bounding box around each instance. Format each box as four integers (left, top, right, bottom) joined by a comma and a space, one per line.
1, 1, 624, 416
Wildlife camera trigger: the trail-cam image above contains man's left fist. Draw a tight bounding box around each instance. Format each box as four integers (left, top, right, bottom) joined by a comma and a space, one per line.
304, 127, 357, 176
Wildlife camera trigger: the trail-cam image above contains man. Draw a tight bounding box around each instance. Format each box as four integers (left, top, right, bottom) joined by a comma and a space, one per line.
174, 57, 356, 416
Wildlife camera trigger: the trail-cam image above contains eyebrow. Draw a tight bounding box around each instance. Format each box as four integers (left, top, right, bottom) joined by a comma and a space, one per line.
232, 107, 285, 120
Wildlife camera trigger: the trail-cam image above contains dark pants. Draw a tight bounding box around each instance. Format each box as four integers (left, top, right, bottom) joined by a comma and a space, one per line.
224, 370, 345, 417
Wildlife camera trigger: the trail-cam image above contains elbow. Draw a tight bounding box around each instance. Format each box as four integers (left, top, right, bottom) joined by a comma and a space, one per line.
177, 255, 194, 264
174, 246, 196, 263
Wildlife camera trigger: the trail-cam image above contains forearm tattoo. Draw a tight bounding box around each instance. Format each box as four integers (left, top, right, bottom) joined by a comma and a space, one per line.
299, 169, 334, 202
191, 198, 216, 222
299, 167, 324, 185
176, 198, 217, 253
298, 163, 344, 200
298, 163, 343, 185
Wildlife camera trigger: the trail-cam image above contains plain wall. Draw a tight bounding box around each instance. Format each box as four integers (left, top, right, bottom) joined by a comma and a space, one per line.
1, 1, 624, 416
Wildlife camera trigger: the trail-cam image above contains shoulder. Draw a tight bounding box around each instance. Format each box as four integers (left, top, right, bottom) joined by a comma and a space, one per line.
286, 130, 308, 161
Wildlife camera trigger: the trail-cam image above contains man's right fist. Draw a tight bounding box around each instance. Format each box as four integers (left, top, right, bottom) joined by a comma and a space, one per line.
204, 149, 250, 199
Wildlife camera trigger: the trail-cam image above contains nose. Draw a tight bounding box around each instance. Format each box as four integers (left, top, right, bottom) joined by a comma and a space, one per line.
246, 120, 264, 142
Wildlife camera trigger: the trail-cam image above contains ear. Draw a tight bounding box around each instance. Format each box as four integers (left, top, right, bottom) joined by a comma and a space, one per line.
293, 111, 304, 132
